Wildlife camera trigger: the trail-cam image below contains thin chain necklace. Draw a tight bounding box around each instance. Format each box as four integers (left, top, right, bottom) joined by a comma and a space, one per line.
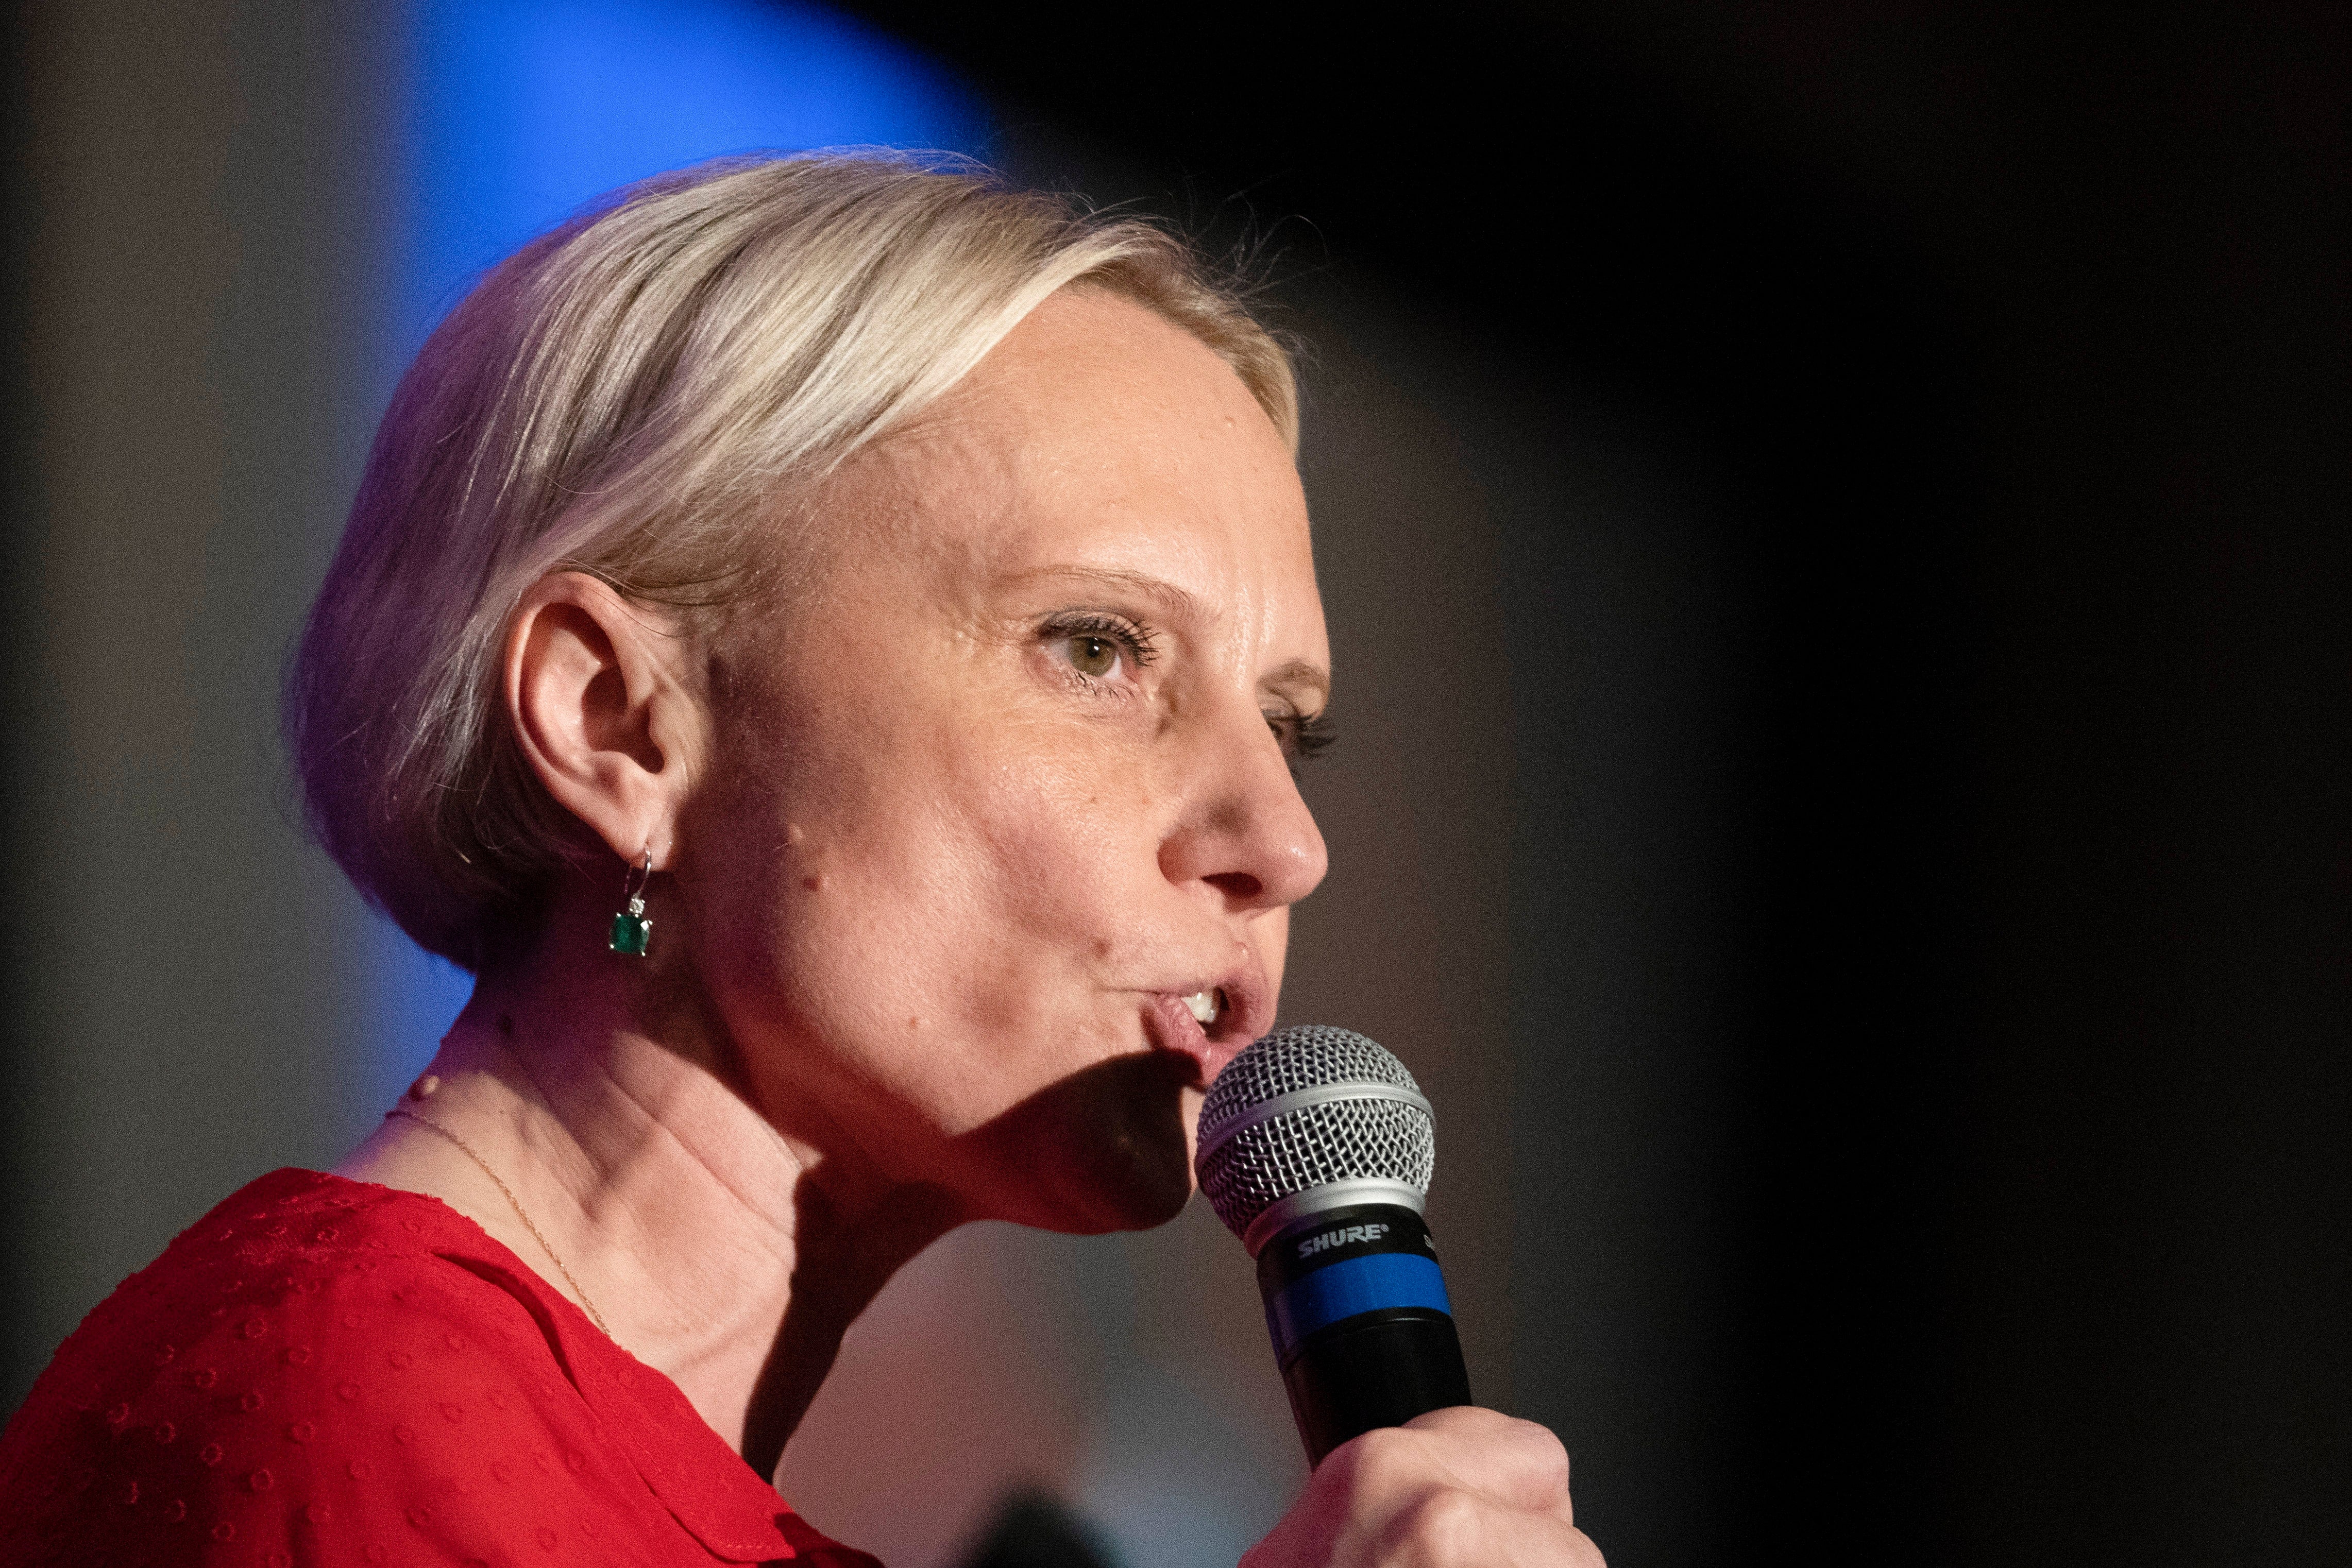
386, 1101, 613, 1339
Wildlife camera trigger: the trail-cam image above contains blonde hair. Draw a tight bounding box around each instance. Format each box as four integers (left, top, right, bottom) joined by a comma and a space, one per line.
288, 154, 1297, 968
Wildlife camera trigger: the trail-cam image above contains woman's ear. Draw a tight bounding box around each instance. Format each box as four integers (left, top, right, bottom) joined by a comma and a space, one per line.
503, 572, 704, 871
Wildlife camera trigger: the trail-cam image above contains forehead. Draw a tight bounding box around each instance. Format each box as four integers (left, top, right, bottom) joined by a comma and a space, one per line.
815, 288, 1322, 646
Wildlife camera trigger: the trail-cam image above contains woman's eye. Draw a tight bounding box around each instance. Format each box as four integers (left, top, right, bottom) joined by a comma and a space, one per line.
1267, 708, 1336, 771
1066, 635, 1121, 679
1043, 614, 1156, 687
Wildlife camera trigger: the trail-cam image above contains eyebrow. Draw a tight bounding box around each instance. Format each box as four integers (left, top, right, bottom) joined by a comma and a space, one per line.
1263, 657, 1331, 713
1001, 565, 1210, 624
1003, 566, 1332, 709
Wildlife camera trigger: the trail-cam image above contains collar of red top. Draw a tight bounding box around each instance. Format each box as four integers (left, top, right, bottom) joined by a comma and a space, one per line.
304, 1170, 804, 1564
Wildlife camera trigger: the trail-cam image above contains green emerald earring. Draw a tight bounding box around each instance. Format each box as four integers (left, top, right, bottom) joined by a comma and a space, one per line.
607, 849, 653, 957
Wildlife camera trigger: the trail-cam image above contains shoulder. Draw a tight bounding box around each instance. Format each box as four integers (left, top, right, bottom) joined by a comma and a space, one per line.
0, 1170, 695, 1562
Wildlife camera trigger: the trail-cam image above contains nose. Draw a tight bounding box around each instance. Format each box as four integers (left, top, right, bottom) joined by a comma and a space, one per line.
1158, 700, 1330, 914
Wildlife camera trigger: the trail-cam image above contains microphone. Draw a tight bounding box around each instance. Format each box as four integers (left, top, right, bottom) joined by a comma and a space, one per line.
1194, 1025, 1472, 1465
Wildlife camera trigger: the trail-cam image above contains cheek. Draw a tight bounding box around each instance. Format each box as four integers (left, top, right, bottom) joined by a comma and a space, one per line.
686, 698, 1172, 1153
886, 751, 1166, 1066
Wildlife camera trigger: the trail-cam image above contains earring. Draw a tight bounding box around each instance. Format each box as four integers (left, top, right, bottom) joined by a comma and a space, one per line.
607, 849, 653, 957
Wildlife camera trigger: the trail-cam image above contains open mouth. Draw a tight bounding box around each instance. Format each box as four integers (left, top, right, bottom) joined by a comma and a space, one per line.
1142, 976, 1260, 1090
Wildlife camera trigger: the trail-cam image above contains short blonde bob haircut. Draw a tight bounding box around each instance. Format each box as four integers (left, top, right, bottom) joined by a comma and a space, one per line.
289, 153, 1297, 969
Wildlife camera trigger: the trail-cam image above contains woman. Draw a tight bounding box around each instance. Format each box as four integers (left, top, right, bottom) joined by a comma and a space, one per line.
0, 155, 1601, 1567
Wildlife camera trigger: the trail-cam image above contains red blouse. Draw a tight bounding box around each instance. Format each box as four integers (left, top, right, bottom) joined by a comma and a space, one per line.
0, 1168, 878, 1566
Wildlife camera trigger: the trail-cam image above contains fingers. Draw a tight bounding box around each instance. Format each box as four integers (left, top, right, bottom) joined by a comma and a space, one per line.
1243, 1411, 1602, 1568
1395, 1407, 1575, 1524
1373, 1485, 1606, 1568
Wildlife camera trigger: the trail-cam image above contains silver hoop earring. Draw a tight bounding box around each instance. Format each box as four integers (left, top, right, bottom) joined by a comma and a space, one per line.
607, 849, 653, 958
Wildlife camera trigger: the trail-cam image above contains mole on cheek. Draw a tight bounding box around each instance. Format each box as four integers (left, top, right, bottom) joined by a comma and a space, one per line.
802, 873, 825, 892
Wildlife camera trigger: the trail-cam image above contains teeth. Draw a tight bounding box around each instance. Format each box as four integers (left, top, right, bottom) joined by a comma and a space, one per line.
1184, 989, 1221, 1026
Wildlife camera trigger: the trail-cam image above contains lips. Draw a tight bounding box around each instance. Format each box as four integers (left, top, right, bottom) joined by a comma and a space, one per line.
1142, 961, 1273, 1088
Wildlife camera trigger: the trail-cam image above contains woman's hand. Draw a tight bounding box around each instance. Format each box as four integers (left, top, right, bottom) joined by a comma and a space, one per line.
1242, 1407, 1605, 1568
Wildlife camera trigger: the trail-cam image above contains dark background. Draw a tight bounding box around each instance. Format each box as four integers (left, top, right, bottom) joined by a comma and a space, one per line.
5, 4, 2345, 1564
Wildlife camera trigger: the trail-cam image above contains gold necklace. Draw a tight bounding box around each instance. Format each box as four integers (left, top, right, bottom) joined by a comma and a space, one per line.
386, 1102, 613, 1339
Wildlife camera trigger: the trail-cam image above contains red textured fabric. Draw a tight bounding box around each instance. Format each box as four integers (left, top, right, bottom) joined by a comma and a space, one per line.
0, 1168, 880, 1566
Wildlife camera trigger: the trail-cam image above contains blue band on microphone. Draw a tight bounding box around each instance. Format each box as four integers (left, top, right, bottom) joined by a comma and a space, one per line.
1267, 1252, 1452, 1358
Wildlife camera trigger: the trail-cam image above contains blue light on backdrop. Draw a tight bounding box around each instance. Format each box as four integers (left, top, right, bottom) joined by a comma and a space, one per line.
366, 0, 990, 1098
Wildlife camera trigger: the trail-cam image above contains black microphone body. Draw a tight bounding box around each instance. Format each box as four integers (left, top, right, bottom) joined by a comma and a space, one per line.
1254, 1201, 1473, 1464
1195, 1025, 1473, 1467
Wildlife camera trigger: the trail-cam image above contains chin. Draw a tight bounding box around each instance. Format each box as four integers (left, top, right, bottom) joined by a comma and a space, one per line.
962, 1050, 1198, 1233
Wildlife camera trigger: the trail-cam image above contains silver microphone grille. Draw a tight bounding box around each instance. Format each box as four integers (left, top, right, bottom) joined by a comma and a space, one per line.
1194, 1025, 1436, 1245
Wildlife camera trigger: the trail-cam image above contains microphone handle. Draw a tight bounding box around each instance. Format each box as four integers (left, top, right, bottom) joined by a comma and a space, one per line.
1255, 1203, 1473, 1465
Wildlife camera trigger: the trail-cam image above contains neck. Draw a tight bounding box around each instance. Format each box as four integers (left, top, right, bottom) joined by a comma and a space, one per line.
336, 890, 958, 1478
